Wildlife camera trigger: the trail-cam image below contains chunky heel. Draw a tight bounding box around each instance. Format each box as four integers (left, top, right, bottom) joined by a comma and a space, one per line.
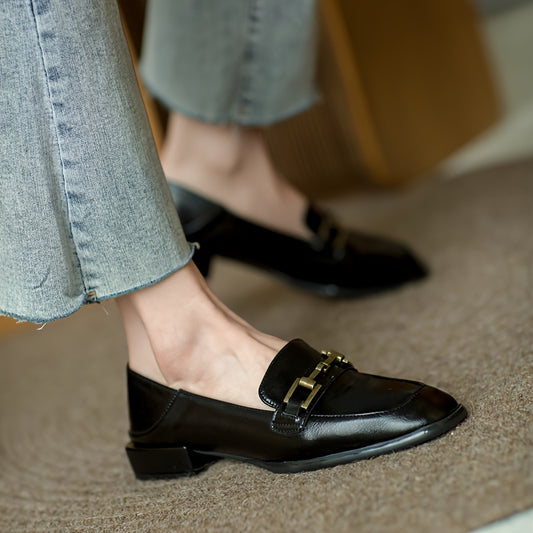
125, 443, 218, 479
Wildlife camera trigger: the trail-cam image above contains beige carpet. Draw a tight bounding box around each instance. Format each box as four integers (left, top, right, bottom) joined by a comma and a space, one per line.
0, 159, 532, 532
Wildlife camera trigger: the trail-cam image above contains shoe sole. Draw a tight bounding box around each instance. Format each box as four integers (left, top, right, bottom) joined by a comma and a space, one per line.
126, 404, 467, 478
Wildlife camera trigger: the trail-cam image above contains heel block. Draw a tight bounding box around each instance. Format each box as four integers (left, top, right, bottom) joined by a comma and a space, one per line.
126, 443, 218, 479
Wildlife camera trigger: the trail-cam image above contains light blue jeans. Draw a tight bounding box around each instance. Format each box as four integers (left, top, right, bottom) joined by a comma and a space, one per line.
0, 0, 194, 323
140, 0, 319, 125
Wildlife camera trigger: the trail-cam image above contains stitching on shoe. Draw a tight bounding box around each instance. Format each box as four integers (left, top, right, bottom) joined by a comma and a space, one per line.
258, 388, 277, 409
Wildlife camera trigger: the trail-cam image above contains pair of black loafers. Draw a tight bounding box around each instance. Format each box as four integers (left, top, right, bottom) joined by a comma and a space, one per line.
124, 185, 466, 478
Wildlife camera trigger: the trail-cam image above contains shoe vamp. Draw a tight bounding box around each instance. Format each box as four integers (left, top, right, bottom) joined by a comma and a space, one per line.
312, 371, 423, 415
308, 372, 459, 437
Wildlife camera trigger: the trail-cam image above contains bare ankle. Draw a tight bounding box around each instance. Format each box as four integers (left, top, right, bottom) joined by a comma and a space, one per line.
116, 264, 284, 408
162, 113, 311, 239
117, 264, 216, 382
162, 112, 249, 185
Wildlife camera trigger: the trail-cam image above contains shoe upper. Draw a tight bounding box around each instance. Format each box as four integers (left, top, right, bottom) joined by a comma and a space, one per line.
127, 340, 460, 462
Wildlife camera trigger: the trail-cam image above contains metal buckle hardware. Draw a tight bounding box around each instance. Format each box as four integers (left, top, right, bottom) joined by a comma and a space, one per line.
283, 350, 349, 411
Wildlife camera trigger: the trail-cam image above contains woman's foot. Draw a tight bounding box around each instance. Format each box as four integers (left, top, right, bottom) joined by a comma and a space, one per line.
117, 263, 285, 409
118, 262, 466, 478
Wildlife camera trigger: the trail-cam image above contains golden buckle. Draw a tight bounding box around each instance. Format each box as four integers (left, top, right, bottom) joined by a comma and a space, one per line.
321, 350, 349, 366
283, 350, 349, 411
283, 377, 322, 411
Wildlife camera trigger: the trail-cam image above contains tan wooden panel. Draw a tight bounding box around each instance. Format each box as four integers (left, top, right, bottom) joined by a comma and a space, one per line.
267, 0, 500, 193
335, 0, 500, 182
0, 317, 31, 338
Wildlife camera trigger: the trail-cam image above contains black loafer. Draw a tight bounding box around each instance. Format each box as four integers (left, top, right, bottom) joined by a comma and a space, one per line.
126, 339, 466, 478
168, 183, 428, 298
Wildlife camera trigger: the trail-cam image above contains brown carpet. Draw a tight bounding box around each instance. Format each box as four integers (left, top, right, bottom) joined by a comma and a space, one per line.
0, 159, 532, 532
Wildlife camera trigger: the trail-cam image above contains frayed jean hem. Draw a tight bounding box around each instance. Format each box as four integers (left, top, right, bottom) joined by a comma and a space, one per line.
0, 244, 195, 325
143, 75, 321, 127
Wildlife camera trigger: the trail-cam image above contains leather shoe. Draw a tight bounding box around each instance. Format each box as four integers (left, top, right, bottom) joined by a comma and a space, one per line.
126, 339, 466, 477
168, 183, 428, 297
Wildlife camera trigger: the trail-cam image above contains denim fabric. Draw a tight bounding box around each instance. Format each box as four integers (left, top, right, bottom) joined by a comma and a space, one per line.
0, 0, 194, 323
140, 0, 319, 126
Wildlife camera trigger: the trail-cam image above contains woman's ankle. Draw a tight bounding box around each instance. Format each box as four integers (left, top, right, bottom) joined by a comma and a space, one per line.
116, 263, 284, 408
161, 112, 248, 187
117, 264, 220, 383
162, 112, 311, 239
